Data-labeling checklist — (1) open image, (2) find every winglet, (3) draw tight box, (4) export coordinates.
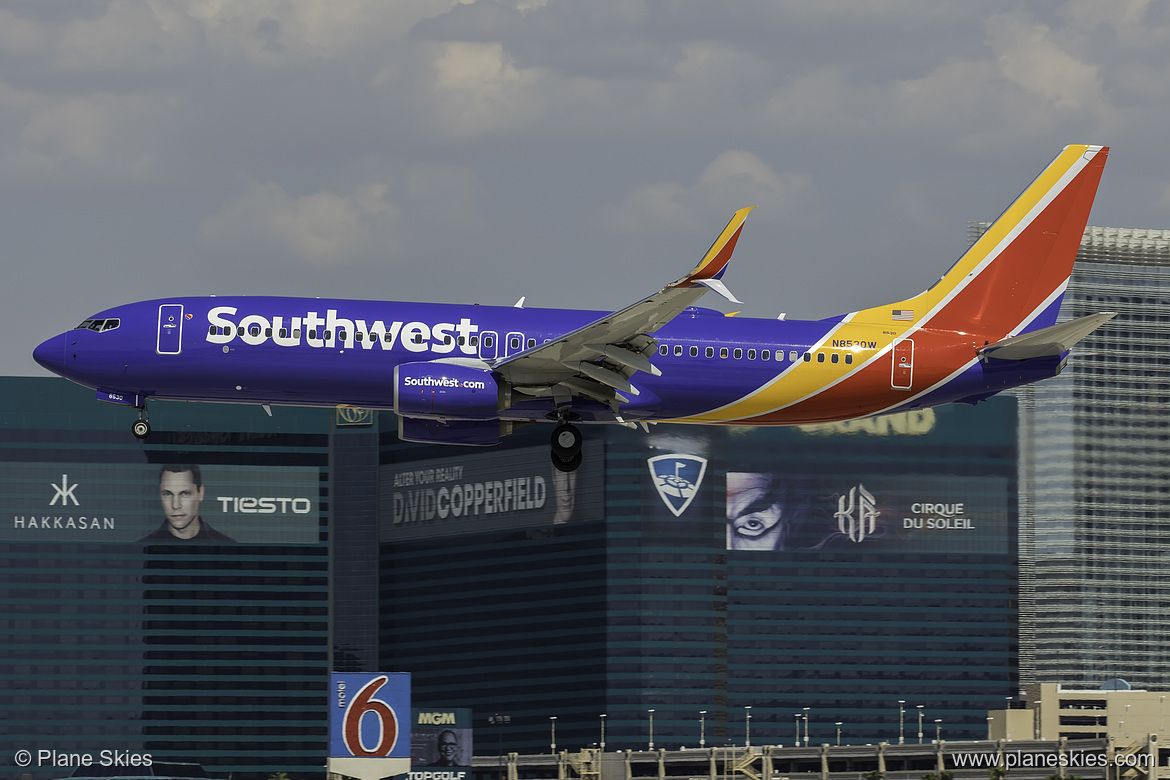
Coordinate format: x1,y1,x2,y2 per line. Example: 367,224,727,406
670,206,754,300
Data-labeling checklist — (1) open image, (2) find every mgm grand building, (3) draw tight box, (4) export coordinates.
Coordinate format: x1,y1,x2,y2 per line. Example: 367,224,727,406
2,376,1018,777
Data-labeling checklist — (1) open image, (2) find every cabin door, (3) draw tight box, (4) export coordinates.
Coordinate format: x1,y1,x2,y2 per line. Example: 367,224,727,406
891,338,914,390
156,304,184,355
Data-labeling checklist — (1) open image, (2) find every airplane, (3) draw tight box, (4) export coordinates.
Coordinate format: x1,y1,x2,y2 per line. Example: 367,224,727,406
34,144,1113,472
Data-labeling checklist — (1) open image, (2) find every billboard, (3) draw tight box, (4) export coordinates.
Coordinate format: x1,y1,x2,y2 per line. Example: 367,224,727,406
638,404,1016,555
330,673,412,758
380,442,604,540
724,472,1008,553
411,708,473,778
2,462,320,543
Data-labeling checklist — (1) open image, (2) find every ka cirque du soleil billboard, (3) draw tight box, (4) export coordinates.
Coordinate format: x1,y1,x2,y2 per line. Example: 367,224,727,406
329,673,412,780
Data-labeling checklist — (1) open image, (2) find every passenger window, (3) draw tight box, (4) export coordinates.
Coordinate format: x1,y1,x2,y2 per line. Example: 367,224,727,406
659,345,669,356
674,345,683,356
747,349,756,360
690,346,699,357
733,348,743,359
510,337,520,349
831,353,839,364
413,333,423,344
458,336,465,346
265,328,272,337
383,332,392,342
802,352,811,362
761,350,770,361
294,329,301,339
705,347,714,358
845,354,854,365
720,347,729,358
446,336,454,345
280,328,288,338
356,333,364,342
817,352,825,363
325,330,332,340
208,325,216,335
237,327,245,336
527,338,536,348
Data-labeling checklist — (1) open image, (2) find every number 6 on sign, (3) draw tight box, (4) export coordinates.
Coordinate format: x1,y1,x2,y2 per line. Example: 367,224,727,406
330,672,411,760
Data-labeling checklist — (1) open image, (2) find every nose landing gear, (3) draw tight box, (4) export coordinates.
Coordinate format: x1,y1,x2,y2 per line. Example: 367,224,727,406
131,405,151,440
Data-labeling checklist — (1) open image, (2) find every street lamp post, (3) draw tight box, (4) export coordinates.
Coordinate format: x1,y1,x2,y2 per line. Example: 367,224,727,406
794,714,801,747
489,713,511,780
599,714,607,754
700,711,707,749
803,708,810,747
934,719,942,743
898,700,906,745
648,709,655,751
917,705,924,744
550,716,557,754
835,722,842,746
745,706,752,748
987,716,994,740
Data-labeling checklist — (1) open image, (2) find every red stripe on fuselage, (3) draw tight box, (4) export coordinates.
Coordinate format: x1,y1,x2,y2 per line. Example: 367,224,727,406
731,151,1107,426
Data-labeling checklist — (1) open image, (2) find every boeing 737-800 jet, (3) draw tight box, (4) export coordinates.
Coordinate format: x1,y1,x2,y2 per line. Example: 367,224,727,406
35,144,1113,472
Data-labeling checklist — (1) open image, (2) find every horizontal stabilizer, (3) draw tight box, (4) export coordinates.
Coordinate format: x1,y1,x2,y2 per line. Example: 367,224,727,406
979,312,1116,360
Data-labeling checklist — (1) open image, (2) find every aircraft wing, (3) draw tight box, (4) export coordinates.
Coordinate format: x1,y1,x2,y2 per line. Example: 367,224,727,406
978,312,1116,360
492,207,754,411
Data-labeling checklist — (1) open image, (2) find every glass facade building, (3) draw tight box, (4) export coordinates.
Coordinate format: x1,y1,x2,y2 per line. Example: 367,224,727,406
4,375,1020,772
1013,226,1170,689
376,400,1020,751
1,379,331,780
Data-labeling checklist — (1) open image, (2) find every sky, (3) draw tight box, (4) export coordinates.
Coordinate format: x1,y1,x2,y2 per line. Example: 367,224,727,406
5,0,1170,377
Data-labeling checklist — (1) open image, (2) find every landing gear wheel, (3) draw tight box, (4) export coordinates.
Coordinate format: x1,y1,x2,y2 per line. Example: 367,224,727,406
550,423,583,472
551,424,582,457
132,419,151,439
551,449,583,473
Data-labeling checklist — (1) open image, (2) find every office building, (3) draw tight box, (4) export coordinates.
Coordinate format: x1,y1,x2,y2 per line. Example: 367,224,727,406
1013,226,1170,690
4,373,1020,772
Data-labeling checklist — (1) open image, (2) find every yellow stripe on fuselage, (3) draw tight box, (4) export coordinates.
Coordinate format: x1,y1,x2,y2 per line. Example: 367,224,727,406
679,320,899,423
677,145,1093,424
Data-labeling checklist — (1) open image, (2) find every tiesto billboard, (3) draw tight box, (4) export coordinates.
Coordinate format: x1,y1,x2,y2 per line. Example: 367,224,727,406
3,462,321,543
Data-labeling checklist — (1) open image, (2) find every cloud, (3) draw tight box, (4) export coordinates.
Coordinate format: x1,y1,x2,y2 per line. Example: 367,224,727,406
985,12,1105,112
197,162,491,269
594,150,817,235
198,181,400,266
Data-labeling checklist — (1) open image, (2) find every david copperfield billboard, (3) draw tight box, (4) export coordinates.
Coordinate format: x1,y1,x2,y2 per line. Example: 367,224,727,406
2,462,320,543
380,442,604,540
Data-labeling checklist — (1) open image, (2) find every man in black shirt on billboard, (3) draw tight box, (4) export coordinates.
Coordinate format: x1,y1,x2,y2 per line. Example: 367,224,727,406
139,464,235,543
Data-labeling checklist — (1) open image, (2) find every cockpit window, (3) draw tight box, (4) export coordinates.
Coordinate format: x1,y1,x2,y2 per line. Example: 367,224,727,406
75,318,120,332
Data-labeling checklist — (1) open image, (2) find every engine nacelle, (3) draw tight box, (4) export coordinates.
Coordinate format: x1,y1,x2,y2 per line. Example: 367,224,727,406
394,361,502,421
399,417,514,447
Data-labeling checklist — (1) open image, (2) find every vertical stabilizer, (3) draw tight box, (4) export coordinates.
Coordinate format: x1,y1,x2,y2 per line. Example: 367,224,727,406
855,145,1109,340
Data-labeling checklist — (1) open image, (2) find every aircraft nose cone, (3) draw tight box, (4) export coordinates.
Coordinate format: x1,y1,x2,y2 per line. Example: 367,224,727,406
33,333,67,375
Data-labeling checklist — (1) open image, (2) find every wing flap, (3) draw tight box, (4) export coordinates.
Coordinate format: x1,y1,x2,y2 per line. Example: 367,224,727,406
493,207,754,406
979,312,1116,360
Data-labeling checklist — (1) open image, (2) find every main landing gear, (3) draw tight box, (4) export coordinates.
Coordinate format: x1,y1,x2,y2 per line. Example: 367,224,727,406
550,421,583,473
